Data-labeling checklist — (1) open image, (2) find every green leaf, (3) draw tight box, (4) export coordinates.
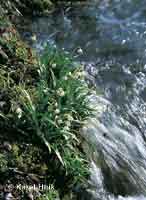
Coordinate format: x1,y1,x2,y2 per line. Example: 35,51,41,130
41,135,52,153
54,149,64,166
0,112,7,119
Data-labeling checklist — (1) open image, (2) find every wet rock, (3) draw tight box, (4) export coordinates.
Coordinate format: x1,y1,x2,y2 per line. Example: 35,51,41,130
4,192,14,200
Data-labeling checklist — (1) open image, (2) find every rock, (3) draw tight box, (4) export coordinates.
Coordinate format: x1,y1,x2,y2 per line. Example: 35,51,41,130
4,192,14,200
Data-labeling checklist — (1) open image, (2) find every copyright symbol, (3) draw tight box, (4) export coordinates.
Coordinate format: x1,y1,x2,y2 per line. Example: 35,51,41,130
7,184,14,191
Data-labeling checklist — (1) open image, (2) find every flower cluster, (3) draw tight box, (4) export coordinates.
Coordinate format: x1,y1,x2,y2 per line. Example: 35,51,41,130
56,88,65,97
52,63,57,68
16,107,22,119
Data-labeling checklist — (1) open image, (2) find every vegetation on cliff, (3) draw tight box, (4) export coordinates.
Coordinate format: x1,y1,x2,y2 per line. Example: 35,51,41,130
0,1,92,199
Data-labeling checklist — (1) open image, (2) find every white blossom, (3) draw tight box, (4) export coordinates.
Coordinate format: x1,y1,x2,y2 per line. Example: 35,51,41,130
65,121,71,127
31,34,37,41
64,126,70,131
68,72,72,77
57,119,63,125
57,88,65,97
63,76,68,80
77,48,83,54
55,115,59,120
64,114,73,121
55,109,60,114
52,63,57,68
16,107,22,119
54,102,58,107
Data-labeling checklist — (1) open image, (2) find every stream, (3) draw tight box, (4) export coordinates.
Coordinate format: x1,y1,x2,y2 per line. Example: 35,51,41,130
20,0,146,199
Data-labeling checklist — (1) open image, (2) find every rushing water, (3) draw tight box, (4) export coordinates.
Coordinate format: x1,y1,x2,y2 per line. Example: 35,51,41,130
20,0,146,199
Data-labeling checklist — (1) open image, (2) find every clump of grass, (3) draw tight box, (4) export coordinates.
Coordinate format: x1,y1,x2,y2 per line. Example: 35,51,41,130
2,45,93,197
0,2,94,199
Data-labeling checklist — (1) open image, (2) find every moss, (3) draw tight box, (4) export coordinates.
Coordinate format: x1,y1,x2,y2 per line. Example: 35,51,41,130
0,19,39,123
0,13,50,199
0,141,58,199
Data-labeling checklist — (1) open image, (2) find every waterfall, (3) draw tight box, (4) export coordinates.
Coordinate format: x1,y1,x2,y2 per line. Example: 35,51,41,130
81,94,146,199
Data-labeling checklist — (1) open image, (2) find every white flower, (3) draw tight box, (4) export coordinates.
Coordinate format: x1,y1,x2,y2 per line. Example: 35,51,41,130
31,34,37,41
65,57,69,61
65,121,71,127
54,102,58,107
57,88,65,97
64,114,73,121
43,89,49,93
77,72,82,77
63,76,68,81
57,119,63,125
68,72,72,77
77,48,83,54
64,126,70,131
52,63,57,68
55,115,59,120
82,71,86,76
55,109,60,114
122,39,126,45
16,107,22,119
